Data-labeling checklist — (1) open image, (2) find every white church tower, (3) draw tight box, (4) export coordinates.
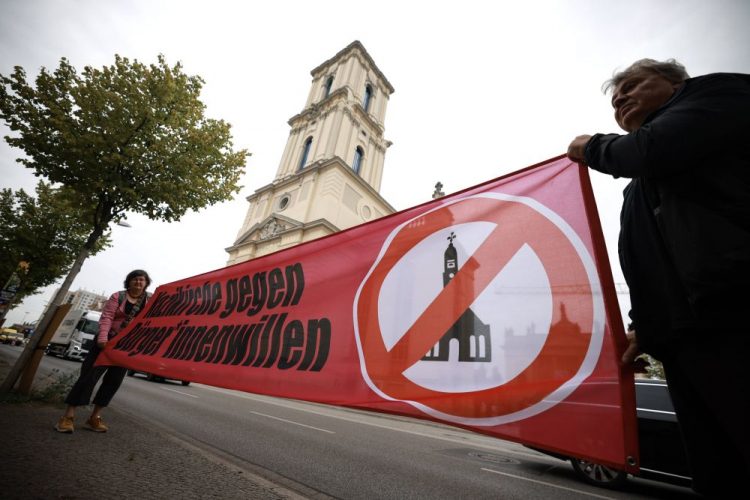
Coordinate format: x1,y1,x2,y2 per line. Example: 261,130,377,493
226,41,396,265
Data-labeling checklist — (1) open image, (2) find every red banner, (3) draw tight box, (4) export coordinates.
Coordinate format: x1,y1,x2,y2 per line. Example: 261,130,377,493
99,156,638,471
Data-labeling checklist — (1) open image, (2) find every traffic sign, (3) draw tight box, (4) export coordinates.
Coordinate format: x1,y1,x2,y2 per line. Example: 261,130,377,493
354,192,605,425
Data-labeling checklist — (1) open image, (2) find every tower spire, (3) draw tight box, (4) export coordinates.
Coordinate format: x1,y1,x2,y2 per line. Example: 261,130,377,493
226,42,396,265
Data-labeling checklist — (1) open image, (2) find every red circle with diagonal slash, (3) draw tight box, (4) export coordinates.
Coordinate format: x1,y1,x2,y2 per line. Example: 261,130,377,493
356,195,595,420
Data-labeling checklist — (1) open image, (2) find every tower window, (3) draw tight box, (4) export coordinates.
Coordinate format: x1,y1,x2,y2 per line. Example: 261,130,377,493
363,85,373,112
352,147,363,174
299,137,312,170
323,76,333,99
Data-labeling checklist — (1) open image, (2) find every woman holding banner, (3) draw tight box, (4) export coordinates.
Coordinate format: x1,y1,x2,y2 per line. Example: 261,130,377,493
55,270,152,433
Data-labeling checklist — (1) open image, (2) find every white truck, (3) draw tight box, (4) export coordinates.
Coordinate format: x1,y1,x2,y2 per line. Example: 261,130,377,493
46,309,102,361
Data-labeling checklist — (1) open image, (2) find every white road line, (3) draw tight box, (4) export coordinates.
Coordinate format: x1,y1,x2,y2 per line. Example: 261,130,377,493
250,411,335,434
481,468,616,500
196,385,556,462
636,407,676,415
638,467,690,480
161,387,198,398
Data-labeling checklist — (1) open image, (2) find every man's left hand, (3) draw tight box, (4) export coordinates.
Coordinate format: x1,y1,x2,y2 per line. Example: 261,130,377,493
621,330,640,364
567,135,592,165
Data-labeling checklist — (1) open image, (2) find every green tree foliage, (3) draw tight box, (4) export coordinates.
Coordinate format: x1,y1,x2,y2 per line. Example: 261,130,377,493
0,54,247,237
0,55,247,391
641,354,666,380
0,182,109,309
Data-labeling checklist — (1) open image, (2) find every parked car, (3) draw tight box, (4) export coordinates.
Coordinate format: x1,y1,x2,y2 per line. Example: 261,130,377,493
6,332,25,346
1,329,24,346
126,369,190,386
1,328,16,344
529,378,691,489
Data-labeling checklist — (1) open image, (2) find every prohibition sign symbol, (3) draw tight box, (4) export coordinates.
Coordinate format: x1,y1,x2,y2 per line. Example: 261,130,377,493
354,193,604,425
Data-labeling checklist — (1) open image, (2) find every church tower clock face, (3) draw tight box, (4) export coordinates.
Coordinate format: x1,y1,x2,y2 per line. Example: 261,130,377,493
226,42,397,265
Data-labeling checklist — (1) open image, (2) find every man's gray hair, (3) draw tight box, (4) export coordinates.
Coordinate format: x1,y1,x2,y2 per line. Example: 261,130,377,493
603,58,690,94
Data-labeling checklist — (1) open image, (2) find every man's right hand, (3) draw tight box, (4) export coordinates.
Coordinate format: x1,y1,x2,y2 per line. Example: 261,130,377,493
621,329,640,364
567,135,592,165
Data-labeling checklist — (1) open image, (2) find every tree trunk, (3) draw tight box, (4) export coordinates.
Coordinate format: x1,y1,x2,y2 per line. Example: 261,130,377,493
0,227,102,393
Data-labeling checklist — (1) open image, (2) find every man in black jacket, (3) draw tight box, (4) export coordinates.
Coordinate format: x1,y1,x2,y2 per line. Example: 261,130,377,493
567,59,750,497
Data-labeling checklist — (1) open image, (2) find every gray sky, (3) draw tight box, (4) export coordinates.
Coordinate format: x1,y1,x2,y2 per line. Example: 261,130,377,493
2,0,749,327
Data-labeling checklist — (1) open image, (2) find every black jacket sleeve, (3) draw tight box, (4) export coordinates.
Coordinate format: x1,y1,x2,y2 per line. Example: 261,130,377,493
584,73,750,179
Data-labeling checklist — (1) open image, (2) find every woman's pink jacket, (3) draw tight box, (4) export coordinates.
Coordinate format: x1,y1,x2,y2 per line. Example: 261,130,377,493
97,291,149,343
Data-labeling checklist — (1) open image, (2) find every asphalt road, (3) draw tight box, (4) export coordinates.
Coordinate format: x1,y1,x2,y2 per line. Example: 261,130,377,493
3,344,698,500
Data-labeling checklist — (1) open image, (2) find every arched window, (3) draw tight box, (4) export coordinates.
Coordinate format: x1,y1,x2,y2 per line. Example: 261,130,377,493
363,85,373,112
323,76,333,99
299,137,312,170
352,147,363,174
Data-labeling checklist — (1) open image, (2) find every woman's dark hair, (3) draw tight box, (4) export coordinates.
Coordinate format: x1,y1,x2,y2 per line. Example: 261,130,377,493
124,269,152,289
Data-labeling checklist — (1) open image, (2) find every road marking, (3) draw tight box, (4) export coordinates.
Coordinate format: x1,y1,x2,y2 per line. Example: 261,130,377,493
481,468,617,499
197,385,556,462
161,387,198,398
639,467,690,480
636,407,675,416
250,411,335,434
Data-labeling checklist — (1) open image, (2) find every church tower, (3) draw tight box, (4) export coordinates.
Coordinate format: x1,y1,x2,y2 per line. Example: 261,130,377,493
226,41,395,265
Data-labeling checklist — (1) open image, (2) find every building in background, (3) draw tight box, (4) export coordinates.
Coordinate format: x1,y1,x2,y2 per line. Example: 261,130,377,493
38,288,108,322
226,41,396,265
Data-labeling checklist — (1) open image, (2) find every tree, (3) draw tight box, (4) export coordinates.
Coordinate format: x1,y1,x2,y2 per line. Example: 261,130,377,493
640,354,666,380
0,55,248,391
0,182,109,320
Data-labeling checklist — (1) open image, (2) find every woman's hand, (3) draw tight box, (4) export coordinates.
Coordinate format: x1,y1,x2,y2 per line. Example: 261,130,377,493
97,340,108,349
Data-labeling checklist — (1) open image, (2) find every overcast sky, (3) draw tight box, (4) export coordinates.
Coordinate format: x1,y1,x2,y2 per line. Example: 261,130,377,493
2,0,749,327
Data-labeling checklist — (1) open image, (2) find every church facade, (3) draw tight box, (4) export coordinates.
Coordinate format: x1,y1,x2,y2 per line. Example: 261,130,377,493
421,232,492,363
226,41,395,265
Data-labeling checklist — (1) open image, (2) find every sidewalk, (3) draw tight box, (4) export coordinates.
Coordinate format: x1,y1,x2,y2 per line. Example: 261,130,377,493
0,351,311,500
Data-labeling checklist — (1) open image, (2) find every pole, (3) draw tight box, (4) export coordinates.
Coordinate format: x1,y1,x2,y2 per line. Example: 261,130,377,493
17,304,72,395
0,230,100,393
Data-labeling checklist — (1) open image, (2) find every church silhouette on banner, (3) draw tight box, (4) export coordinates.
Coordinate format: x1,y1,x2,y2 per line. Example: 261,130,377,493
421,232,492,363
